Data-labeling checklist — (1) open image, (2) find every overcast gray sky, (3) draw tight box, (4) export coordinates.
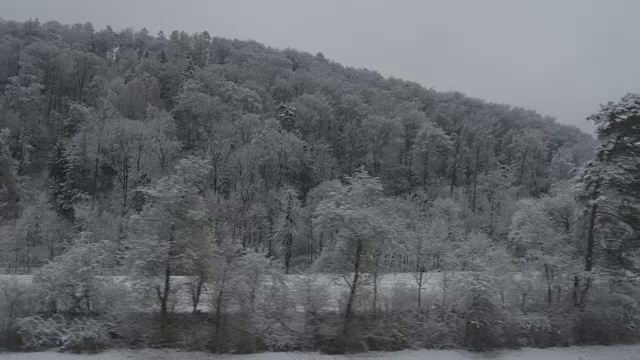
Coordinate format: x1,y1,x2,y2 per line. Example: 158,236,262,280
4,0,640,134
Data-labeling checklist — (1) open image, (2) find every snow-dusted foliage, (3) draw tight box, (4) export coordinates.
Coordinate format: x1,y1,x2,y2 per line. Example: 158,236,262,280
576,94,640,273
0,18,637,355
588,93,640,135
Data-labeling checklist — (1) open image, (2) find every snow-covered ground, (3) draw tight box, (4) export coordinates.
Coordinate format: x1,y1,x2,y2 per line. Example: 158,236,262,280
1,345,639,359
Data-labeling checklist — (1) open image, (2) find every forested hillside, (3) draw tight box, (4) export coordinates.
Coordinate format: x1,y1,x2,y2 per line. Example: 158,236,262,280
0,18,638,354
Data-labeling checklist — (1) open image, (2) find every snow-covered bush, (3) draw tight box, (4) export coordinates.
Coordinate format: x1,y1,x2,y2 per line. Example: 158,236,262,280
385,283,416,312
456,276,507,350
15,240,133,351
364,324,407,351
509,313,556,348
60,318,110,353
16,315,110,353
577,291,640,344
401,311,462,349
0,278,36,350
33,240,115,315
16,315,66,351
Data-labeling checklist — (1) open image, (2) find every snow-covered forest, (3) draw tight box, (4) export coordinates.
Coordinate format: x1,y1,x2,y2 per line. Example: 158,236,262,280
0,18,638,354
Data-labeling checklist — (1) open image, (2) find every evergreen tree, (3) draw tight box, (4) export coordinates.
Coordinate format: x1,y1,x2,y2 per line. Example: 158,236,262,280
271,186,300,273
48,141,74,220
577,93,640,273
0,129,19,222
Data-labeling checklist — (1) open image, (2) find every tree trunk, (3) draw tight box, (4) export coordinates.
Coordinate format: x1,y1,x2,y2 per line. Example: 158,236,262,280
573,275,579,307
344,239,363,331
284,211,293,274
159,264,171,343
417,270,423,311
49,238,55,260
544,264,553,305
585,203,597,271
529,152,537,193
573,275,591,308
373,254,379,316
191,277,204,313
307,219,313,269
214,265,228,342
517,149,528,186
557,287,562,303
284,232,292,274
423,151,429,189
159,223,174,344
91,143,100,201
450,147,459,195
471,146,480,212
267,219,273,256
26,228,30,274
121,164,129,215
212,160,218,193
13,245,18,274
441,271,448,317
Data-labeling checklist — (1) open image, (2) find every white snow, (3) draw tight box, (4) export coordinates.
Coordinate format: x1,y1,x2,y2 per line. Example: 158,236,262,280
1,345,640,360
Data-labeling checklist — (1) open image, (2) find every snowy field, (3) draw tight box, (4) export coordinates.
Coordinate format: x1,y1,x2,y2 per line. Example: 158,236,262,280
1,345,640,360
0,273,449,313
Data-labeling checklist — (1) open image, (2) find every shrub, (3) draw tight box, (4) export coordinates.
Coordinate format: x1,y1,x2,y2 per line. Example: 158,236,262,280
16,315,110,353
60,318,110,353
509,313,555,348
16,315,66,351
32,242,114,316
0,279,36,350
403,311,462,349
576,292,639,344
365,327,406,351
456,276,507,350
312,315,345,354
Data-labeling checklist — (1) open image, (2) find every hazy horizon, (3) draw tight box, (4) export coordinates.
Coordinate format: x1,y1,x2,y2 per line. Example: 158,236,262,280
4,0,640,134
